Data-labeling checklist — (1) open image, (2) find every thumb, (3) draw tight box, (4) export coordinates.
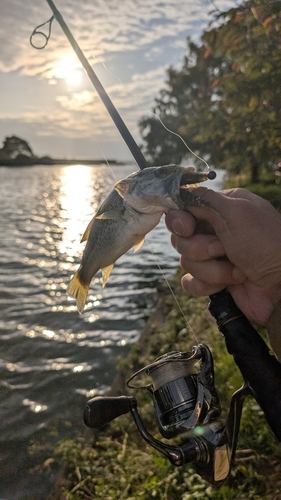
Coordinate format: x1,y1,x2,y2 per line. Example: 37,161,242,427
184,187,262,234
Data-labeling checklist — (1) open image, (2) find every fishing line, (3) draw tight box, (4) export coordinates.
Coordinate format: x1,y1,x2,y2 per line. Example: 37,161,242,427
88,54,211,172
87,56,207,343
91,139,199,342
143,109,211,171
30,1,208,341
146,241,199,343
96,145,118,183
92,126,200,342
93,132,199,343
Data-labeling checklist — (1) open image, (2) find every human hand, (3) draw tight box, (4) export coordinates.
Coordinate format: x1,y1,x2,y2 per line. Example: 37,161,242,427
165,188,281,327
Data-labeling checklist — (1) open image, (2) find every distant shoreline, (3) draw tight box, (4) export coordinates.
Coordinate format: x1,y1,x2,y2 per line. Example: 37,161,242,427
0,157,126,167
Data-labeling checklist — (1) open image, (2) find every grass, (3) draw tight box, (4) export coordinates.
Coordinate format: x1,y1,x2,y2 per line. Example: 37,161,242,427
48,180,281,499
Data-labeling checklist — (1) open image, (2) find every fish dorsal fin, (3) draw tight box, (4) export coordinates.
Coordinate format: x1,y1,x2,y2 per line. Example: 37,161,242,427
134,237,145,253
101,263,114,287
81,217,95,243
96,210,123,220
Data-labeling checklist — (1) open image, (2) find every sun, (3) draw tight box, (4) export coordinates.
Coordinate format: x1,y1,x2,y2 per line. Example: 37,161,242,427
55,54,83,87
65,69,82,87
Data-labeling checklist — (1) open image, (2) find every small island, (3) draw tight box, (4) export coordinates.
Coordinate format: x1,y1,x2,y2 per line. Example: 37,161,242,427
0,135,122,166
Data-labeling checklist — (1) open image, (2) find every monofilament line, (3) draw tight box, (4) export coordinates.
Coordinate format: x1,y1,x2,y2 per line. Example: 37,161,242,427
98,145,118,183
146,241,199,344
87,52,203,342
147,110,211,171
88,54,211,172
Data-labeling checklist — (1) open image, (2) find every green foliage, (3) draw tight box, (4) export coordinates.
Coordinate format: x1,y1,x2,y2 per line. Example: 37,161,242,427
139,0,281,183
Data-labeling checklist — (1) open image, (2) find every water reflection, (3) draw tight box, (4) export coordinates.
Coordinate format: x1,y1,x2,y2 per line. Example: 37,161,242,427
58,165,94,258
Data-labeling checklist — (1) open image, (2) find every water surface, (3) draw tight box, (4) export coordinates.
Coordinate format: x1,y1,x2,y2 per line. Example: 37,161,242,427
0,164,224,499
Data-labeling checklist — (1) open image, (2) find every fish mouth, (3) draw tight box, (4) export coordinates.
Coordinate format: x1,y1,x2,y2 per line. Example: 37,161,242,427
180,170,216,186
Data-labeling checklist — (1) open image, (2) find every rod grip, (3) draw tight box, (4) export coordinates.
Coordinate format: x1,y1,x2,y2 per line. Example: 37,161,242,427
209,290,281,441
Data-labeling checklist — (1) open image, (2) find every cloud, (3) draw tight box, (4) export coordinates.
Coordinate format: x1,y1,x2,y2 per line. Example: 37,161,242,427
0,0,237,159
1,0,234,76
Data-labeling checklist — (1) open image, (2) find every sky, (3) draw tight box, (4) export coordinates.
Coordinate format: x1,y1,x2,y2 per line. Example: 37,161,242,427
0,0,238,162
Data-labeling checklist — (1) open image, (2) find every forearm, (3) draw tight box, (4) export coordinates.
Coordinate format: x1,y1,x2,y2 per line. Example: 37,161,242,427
266,299,281,362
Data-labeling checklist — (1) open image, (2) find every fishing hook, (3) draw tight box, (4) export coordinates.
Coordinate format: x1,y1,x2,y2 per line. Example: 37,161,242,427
30,16,54,50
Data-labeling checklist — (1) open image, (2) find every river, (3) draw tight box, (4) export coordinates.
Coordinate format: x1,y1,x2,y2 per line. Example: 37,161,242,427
0,164,224,499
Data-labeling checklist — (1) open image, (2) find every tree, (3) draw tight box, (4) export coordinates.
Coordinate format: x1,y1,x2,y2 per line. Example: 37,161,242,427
0,135,36,160
139,0,281,183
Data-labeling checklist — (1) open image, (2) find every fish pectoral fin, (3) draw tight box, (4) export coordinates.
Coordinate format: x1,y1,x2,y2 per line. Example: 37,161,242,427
101,263,114,286
96,210,123,220
81,217,95,243
134,237,145,253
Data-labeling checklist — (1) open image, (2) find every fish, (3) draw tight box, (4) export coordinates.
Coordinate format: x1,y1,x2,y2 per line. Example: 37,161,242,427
66,164,213,313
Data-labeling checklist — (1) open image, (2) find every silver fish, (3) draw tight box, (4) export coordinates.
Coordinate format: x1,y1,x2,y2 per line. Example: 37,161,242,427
66,164,211,313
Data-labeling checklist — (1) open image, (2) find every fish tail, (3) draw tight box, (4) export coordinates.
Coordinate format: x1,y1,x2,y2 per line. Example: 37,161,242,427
67,271,89,314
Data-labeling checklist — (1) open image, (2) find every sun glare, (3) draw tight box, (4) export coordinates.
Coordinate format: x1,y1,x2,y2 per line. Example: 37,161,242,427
55,54,83,87
59,165,93,258
65,70,82,87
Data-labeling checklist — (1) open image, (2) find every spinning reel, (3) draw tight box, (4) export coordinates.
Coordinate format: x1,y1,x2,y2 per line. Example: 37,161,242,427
84,291,281,486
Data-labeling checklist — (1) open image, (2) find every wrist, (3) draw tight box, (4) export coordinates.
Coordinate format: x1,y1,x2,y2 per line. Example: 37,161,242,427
266,298,281,362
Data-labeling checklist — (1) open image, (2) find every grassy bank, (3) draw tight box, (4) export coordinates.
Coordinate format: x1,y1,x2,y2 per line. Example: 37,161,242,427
49,273,281,499
48,179,281,499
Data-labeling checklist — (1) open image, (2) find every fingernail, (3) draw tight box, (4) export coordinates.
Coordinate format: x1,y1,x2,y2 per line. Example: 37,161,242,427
171,218,184,236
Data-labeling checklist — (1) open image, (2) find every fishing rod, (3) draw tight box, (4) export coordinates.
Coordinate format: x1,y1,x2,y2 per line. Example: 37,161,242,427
31,1,215,180
30,0,148,170
31,3,281,487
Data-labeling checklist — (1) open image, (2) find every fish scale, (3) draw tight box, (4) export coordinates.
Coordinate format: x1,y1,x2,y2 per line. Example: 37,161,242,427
67,164,214,313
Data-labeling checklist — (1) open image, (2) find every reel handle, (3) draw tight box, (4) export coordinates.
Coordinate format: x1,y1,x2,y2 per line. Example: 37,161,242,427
83,396,135,428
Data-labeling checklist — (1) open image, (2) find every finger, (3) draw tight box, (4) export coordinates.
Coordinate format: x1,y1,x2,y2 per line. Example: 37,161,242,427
181,273,226,297
180,257,245,286
171,233,225,261
185,187,271,233
165,210,196,237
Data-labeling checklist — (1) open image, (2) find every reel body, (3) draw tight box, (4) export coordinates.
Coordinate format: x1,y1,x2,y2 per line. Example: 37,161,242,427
127,346,221,439
84,344,232,485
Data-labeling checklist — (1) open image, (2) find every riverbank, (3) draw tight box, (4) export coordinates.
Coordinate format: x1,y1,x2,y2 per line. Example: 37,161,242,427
47,268,281,499
0,157,125,167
